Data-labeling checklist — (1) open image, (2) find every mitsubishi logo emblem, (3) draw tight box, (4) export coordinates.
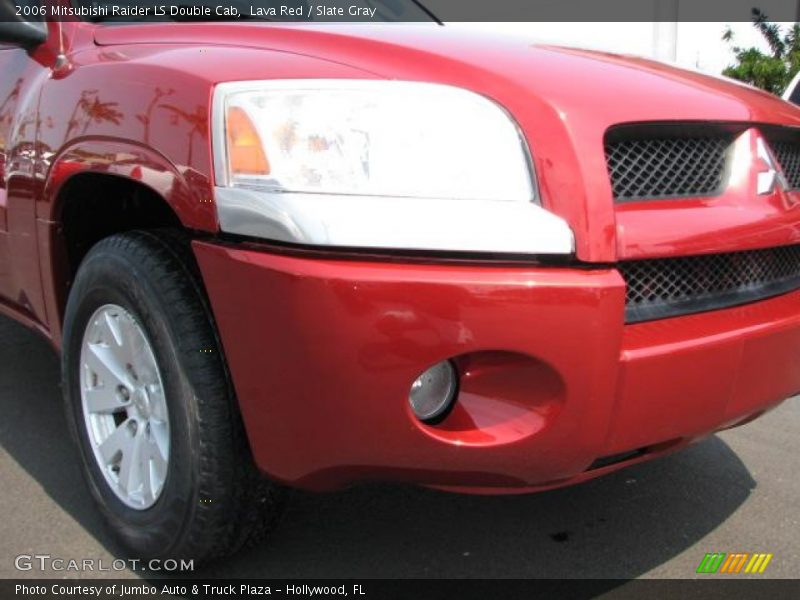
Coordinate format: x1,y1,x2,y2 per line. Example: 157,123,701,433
756,136,791,196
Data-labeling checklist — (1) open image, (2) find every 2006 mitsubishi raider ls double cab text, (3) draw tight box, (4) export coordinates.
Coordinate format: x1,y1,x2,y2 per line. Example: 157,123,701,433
1,2,800,564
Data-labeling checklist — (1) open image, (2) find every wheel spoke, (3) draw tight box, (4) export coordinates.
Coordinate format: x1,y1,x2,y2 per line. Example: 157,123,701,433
85,343,134,390
145,437,167,502
133,344,158,386
83,386,125,414
98,311,148,381
149,419,169,457
97,420,134,464
145,385,168,421
100,310,124,348
119,316,153,381
147,432,168,481
118,431,144,497
140,465,155,506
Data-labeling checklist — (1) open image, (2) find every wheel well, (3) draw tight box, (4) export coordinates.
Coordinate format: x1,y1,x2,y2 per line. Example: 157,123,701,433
55,173,184,318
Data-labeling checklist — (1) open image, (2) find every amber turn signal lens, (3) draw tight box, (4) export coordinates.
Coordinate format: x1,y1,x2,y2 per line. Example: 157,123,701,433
226,106,270,176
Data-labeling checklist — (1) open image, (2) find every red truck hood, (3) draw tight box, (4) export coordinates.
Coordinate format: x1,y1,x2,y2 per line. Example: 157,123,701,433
94,24,800,262
94,23,799,122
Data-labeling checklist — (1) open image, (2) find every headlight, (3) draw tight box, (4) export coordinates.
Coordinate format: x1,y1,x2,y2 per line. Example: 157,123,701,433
212,80,574,255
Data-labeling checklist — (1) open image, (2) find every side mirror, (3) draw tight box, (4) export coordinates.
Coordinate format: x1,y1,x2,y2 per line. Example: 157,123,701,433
0,1,48,49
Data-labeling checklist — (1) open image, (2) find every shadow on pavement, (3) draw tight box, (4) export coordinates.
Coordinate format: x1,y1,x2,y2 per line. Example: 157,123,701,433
0,314,756,579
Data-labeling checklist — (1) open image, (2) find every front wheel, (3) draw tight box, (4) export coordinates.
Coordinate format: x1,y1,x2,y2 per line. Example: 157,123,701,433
62,230,284,564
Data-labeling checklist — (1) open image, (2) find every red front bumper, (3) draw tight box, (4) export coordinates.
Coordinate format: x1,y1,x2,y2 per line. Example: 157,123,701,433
193,241,799,492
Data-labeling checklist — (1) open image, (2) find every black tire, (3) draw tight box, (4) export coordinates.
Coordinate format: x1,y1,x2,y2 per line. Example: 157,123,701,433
62,230,285,564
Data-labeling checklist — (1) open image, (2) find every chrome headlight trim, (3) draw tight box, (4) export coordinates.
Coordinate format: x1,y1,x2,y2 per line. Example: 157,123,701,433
214,187,574,254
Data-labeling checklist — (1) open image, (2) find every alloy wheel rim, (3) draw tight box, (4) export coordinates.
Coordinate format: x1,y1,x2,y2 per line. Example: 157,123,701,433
79,304,170,510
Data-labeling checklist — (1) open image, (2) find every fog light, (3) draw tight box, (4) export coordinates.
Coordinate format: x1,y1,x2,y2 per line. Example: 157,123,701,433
409,360,457,422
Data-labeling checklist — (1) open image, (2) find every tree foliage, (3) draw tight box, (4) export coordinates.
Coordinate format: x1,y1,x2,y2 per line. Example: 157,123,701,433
722,9,800,95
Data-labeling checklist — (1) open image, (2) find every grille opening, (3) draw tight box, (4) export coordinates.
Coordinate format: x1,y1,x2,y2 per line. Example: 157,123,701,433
604,123,739,202
768,139,800,189
761,125,800,190
620,244,800,323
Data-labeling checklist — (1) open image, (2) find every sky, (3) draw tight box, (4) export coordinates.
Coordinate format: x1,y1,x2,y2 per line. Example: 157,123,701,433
455,22,792,76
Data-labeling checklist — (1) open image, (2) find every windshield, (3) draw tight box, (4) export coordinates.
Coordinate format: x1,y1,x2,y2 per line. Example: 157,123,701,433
70,0,437,22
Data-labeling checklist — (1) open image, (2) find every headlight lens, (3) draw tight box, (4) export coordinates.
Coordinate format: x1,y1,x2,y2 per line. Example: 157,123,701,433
212,80,574,255
216,80,534,202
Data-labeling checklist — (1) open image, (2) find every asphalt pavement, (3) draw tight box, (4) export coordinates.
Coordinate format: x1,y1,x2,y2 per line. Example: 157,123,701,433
1,313,798,580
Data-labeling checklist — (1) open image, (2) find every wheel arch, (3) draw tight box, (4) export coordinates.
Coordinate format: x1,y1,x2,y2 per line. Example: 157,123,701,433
41,161,209,345
41,138,217,229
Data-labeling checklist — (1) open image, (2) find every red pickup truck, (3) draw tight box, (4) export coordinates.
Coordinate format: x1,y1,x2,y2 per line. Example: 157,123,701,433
2,5,800,564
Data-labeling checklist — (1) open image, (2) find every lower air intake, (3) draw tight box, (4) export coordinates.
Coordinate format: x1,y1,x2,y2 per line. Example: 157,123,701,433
620,244,800,322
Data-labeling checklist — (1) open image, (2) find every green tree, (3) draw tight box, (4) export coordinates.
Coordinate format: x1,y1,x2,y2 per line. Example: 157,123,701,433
722,9,800,95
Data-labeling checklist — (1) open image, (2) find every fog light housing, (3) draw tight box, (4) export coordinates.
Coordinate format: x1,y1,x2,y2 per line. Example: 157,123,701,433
409,360,458,422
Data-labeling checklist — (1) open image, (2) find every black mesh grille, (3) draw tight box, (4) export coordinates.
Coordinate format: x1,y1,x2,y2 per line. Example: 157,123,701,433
605,136,732,201
768,140,800,189
620,244,800,322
